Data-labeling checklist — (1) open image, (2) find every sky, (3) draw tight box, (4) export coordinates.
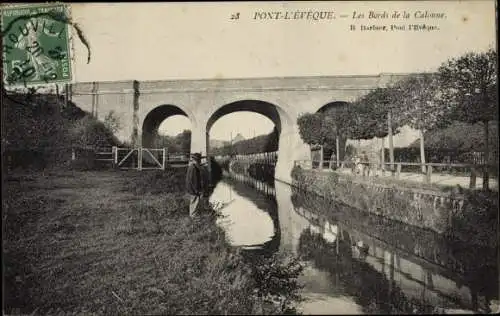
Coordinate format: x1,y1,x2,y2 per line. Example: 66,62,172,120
67,1,496,140
158,112,275,140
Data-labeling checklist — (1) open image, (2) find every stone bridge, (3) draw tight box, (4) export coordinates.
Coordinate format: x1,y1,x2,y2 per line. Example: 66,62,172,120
70,74,410,183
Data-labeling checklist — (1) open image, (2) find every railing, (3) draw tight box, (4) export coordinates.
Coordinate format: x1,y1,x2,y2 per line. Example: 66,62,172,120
112,147,168,170
214,151,278,165
165,152,190,165
294,159,498,189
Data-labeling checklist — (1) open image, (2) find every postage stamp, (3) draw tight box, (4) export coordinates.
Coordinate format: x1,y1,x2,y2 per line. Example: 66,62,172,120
2,3,72,86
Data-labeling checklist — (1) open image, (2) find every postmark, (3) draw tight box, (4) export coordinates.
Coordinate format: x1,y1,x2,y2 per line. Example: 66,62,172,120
2,3,72,86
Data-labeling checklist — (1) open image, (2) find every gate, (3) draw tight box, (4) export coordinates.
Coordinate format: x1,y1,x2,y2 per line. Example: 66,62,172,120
113,147,167,170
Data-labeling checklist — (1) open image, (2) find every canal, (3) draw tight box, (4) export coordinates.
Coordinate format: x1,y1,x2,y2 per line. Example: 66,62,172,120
209,172,498,314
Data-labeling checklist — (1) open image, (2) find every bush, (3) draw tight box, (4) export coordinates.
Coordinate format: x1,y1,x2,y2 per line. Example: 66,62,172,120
3,92,119,170
69,115,120,149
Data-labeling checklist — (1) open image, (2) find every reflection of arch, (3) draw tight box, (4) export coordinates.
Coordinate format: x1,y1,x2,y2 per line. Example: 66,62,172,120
142,104,191,147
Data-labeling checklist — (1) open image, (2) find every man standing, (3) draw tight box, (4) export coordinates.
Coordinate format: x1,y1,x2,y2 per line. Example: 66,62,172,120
186,152,204,218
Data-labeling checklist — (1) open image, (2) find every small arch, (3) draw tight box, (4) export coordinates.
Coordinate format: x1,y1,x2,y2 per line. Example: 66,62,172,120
142,104,191,148
317,101,350,114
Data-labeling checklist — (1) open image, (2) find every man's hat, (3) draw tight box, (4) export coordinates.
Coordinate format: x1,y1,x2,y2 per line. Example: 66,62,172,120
190,153,202,160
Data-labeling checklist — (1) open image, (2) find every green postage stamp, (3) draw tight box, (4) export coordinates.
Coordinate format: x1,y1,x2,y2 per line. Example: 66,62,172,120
2,3,72,86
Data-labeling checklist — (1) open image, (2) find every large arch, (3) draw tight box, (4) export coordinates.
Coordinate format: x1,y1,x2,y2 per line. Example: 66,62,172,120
207,100,282,133
141,104,191,148
206,100,295,182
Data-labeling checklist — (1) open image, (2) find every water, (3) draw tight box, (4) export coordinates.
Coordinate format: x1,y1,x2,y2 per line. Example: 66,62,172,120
209,172,499,314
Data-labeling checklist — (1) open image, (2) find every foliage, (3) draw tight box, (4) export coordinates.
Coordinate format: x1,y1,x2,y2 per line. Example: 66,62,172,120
69,115,120,149
349,87,401,140
318,104,353,159
437,48,498,188
319,103,353,136
394,73,450,131
297,112,324,145
3,91,119,169
3,92,69,149
153,129,191,153
449,189,499,247
409,120,499,152
211,127,279,156
247,253,304,314
438,48,498,124
103,110,122,134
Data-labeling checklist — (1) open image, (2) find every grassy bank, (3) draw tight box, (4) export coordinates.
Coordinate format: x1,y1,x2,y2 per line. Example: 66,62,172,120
3,168,302,315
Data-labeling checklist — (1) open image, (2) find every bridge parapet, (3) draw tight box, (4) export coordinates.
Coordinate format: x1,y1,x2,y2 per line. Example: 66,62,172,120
70,73,417,95
71,81,134,94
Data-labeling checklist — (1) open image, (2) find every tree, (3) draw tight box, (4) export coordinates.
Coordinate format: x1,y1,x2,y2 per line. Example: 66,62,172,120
393,73,449,172
297,112,340,166
177,129,192,153
297,113,324,146
438,48,498,189
319,103,354,161
349,87,402,169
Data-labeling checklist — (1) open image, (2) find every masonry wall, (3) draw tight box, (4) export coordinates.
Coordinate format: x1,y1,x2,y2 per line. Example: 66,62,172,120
291,168,498,248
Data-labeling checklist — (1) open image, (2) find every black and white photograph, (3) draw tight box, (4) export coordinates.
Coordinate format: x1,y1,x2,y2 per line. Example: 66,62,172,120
2,1,498,315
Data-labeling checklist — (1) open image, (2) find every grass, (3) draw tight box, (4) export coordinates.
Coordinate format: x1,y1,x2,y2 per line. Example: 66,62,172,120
3,168,302,315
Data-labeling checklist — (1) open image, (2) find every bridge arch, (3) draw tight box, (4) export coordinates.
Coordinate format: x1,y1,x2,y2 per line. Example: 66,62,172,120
206,99,296,181
316,101,350,114
141,104,193,148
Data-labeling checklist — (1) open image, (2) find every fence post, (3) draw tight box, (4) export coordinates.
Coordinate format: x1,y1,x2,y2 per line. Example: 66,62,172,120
425,165,432,184
112,146,117,167
71,147,76,161
396,163,401,179
469,167,477,189
138,148,143,171
162,148,167,170
319,145,324,170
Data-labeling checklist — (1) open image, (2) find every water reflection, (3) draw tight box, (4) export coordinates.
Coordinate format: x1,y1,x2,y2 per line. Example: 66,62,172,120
292,187,498,312
210,171,498,314
209,175,280,254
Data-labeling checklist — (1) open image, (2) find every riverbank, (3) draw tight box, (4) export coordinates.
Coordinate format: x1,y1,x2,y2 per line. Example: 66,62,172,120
291,167,499,248
3,168,301,315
